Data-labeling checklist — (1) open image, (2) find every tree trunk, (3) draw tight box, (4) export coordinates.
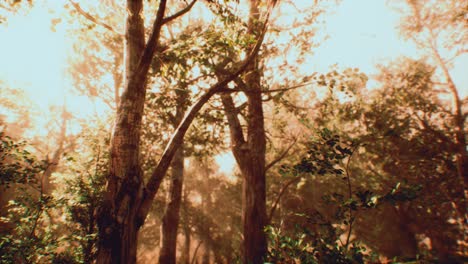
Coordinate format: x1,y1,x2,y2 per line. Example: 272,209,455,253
158,144,185,264
240,90,268,264
219,1,269,262
240,1,268,262
181,199,191,264
159,74,189,264
42,105,70,194
96,1,147,263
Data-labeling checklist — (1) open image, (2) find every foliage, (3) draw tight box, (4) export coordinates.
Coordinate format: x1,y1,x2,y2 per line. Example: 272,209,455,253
1,0,466,263
0,0,33,24
0,132,56,263
266,223,367,264
0,132,44,187
305,58,466,261
267,128,423,263
59,152,106,263
0,128,107,264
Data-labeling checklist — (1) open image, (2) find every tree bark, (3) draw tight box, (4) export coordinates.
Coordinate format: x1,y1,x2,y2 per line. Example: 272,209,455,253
96,1,164,263
240,1,269,262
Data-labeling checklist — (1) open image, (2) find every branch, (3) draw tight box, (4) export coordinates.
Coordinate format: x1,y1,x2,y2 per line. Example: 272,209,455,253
68,0,122,36
268,176,302,223
265,138,297,172
220,93,246,149
133,0,168,83
0,3,15,12
219,81,315,94
162,0,197,25
190,240,203,264
138,15,270,222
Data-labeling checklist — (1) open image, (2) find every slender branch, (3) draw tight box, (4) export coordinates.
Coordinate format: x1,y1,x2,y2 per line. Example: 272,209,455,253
68,0,122,35
133,0,168,83
162,0,197,25
265,138,297,172
219,81,316,94
268,176,302,223
190,240,203,264
0,3,15,12
220,93,246,148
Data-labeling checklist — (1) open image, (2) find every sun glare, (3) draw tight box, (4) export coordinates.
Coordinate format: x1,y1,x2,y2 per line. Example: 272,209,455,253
215,152,236,179
1,0,466,137
0,3,70,109
0,1,114,136
0,2,77,138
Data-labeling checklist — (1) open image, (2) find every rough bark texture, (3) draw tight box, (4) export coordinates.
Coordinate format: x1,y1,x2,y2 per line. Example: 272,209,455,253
241,2,268,263
96,1,158,263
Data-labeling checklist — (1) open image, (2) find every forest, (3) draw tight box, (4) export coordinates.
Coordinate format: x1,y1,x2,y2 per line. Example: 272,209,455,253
0,0,466,263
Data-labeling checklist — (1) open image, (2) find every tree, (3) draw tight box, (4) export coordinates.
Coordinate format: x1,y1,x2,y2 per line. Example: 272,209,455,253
397,0,467,201
95,1,269,263
311,59,466,261
219,0,270,261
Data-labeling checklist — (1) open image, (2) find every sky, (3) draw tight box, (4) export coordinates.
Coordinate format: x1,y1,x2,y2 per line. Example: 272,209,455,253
312,0,419,73
0,0,466,173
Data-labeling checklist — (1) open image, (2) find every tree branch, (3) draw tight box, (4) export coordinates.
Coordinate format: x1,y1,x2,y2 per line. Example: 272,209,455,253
132,0,168,84
219,81,315,94
162,0,197,25
220,93,246,148
268,176,301,223
68,0,122,35
138,15,270,222
265,138,297,172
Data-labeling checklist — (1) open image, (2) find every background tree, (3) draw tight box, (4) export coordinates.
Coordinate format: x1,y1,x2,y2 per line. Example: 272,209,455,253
397,0,467,196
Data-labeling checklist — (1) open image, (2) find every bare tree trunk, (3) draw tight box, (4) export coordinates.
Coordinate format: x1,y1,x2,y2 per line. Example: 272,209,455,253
181,198,191,264
239,1,268,262
41,106,70,194
159,144,185,264
159,80,189,263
